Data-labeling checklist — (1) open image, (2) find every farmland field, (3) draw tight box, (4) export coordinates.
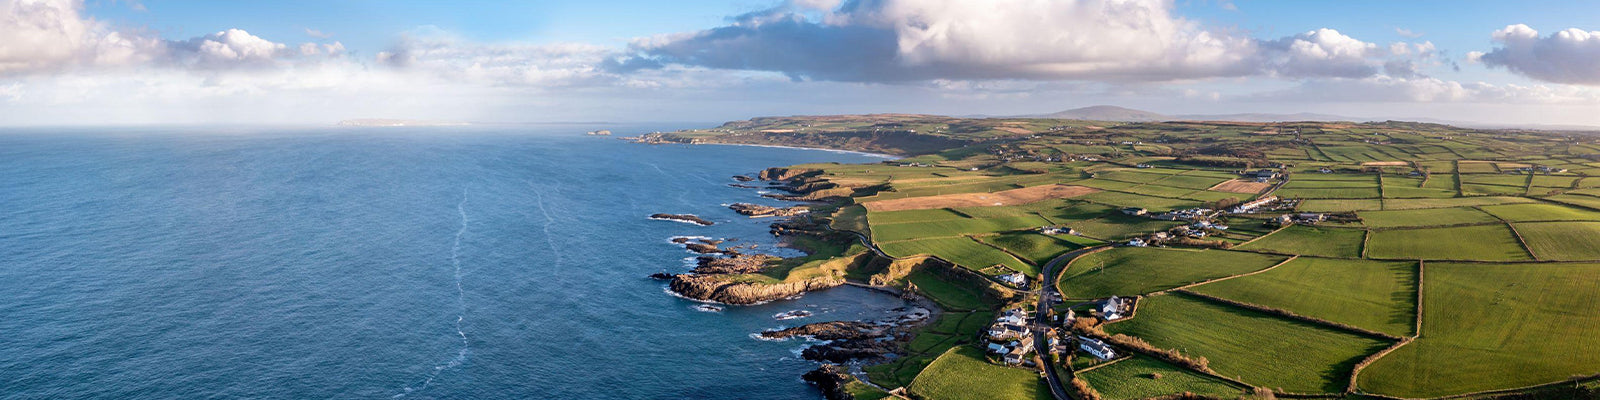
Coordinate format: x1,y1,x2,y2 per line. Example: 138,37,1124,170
908,346,1051,400
879,237,1037,275
1190,257,1418,337
1274,187,1383,199
1366,224,1533,261
871,215,1051,242
1358,263,1600,397
1299,199,1383,212
1480,203,1600,222
1078,356,1245,400
976,232,1084,266
1104,294,1392,393
1236,225,1365,258
1057,248,1287,299
1358,207,1498,228
1379,196,1534,210
1514,221,1600,261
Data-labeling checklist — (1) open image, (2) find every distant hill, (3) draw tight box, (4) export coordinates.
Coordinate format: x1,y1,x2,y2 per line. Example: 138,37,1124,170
1031,105,1169,121
1025,105,1373,123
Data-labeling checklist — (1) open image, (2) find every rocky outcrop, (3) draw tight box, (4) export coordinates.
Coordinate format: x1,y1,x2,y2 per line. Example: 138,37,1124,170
692,254,776,274
729,203,809,218
759,167,820,181
668,274,844,305
760,321,886,341
802,338,898,363
650,213,713,226
732,175,756,182
802,365,857,400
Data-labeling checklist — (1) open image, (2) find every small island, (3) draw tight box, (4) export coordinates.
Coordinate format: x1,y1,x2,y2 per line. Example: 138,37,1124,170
648,213,714,226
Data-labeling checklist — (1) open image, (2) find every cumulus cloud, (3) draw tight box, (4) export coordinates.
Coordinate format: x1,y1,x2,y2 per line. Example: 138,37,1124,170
1251,75,1600,104
617,0,1431,84
1395,28,1422,38
0,0,162,74
1474,24,1600,85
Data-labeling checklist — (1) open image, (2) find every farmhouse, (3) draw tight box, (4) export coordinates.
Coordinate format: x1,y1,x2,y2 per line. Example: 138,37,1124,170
1039,225,1077,235
1135,163,1153,168
1121,207,1148,216
1077,336,1117,360
996,272,1027,287
1100,296,1128,320
1127,238,1148,247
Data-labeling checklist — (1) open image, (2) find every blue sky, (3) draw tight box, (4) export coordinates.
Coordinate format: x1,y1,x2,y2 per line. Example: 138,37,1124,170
3,0,1600,126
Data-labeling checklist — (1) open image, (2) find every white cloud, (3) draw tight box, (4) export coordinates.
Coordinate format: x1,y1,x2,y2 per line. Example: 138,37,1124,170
0,0,162,74
304,28,332,39
1476,24,1600,85
1251,75,1600,104
1395,28,1423,38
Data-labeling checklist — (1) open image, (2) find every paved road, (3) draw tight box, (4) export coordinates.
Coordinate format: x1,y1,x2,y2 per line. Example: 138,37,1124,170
1033,245,1108,400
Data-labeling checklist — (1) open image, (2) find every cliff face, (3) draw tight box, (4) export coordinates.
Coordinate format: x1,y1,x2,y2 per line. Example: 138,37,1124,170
669,274,844,305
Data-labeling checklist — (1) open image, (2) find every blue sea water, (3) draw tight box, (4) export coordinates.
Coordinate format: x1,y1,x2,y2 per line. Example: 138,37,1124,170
0,127,907,399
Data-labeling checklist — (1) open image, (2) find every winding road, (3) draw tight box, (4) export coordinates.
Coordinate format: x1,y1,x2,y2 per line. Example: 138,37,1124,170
1033,245,1108,400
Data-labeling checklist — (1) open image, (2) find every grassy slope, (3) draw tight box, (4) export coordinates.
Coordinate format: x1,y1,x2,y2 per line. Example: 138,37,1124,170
1079,356,1246,400
1189,257,1418,337
1358,207,1499,228
1514,221,1600,261
1057,247,1288,299
908,346,1051,400
1359,263,1600,397
880,237,1037,275
1105,294,1392,394
976,231,1084,266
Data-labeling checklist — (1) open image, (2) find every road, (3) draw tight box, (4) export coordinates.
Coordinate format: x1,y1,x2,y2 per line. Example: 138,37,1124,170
1033,245,1107,400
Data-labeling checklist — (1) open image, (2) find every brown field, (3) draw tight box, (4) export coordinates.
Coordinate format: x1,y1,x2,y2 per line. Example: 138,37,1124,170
995,126,1033,134
1360,161,1410,167
862,184,1100,212
1210,179,1272,193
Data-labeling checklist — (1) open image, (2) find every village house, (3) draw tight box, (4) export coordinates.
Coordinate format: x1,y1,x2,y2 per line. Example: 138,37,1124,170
987,323,1028,340
1135,163,1153,168
1126,238,1147,247
1099,296,1128,321
1077,336,1117,360
1121,207,1148,216
1318,167,1334,174
1038,225,1077,235
996,272,1027,287
1228,195,1279,214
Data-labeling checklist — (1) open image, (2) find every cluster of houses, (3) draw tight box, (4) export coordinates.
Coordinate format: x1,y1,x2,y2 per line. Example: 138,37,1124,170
1038,225,1078,235
1076,336,1118,360
1152,207,1214,221
1227,195,1280,214
985,308,1036,365
1508,165,1569,174
1268,212,1327,227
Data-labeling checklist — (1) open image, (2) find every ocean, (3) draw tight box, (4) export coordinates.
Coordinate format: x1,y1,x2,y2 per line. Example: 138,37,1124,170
0,126,906,399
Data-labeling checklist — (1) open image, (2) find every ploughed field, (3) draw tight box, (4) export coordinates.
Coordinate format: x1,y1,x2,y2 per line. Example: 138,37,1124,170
686,117,1600,400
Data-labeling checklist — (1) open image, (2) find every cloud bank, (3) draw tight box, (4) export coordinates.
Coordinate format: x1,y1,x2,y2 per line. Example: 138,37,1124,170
1472,24,1600,85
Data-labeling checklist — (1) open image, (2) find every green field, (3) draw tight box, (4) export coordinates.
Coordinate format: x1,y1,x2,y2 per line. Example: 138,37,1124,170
905,269,993,311
907,346,1051,400
1057,248,1288,299
880,237,1037,275
1236,225,1366,258
1359,207,1499,228
1275,187,1383,199
1299,199,1384,212
1358,263,1600,397
1379,196,1535,210
1190,257,1418,337
1078,356,1246,400
1479,203,1600,222
1515,221,1600,261
1366,224,1534,261
976,232,1084,266
1105,294,1392,393
872,215,1051,242
1068,214,1184,240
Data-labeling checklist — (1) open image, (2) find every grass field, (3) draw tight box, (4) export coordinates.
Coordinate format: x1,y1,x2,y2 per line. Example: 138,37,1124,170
880,237,1037,275
831,205,870,235
977,232,1083,266
1379,196,1535,210
1104,294,1392,393
1078,356,1246,400
905,268,993,311
1366,224,1534,261
1358,207,1499,228
1057,248,1288,299
1358,263,1600,397
1515,221,1600,261
1068,214,1185,241
1077,190,1203,212
1190,257,1418,337
1275,187,1383,199
872,215,1052,242
1236,225,1366,258
1479,203,1600,222
907,346,1051,400
1299,199,1384,212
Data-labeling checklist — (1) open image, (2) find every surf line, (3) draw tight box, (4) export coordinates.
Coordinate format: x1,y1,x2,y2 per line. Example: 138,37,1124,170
396,189,471,398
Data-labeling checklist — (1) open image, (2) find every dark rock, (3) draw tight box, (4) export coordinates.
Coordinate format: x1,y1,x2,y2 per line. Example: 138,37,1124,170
648,273,674,280
802,338,897,363
802,365,856,400
760,321,886,341
650,213,714,226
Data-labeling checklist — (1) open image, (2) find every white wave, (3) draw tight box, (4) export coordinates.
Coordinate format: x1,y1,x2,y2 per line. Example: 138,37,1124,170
395,189,472,398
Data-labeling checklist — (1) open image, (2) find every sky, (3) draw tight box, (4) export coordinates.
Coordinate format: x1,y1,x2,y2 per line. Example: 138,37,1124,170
4,0,1600,127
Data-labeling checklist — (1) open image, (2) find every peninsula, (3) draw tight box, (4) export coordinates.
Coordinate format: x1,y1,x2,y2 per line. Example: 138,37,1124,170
649,111,1600,400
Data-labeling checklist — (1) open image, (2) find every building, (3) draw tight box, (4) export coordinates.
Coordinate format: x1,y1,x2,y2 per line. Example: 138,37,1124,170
996,272,1027,287
1099,296,1126,320
1039,225,1077,235
1121,207,1147,216
1229,195,1279,214
1078,336,1117,360
1135,163,1152,168
1126,238,1147,247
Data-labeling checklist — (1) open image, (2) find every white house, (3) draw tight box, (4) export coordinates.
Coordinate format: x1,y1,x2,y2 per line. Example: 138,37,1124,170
1126,238,1147,247
1078,336,1117,360
997,272,1027,287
